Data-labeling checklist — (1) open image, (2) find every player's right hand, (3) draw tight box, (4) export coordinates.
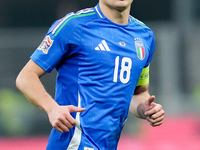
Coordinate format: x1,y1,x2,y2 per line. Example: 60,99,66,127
47,105,85,133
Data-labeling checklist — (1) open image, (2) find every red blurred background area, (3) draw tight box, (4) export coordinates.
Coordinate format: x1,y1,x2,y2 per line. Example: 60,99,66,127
0,116,199,150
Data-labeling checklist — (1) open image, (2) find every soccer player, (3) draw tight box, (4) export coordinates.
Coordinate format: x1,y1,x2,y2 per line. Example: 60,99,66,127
16,0,165,149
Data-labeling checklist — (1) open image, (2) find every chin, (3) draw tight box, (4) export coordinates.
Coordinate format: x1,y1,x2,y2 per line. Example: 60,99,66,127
114,1,131,10
114,5,129,12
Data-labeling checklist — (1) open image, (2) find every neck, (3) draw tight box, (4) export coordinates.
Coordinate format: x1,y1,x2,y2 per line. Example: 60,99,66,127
99,3,131,25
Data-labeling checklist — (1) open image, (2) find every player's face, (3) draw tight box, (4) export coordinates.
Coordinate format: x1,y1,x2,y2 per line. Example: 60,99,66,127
99,0,133,11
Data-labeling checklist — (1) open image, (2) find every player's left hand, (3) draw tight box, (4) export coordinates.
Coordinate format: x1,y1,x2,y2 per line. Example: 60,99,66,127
142,95,165,127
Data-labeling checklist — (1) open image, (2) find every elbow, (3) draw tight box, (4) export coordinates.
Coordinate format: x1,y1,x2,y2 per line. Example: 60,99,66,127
16,73,21,90
16,72,24,91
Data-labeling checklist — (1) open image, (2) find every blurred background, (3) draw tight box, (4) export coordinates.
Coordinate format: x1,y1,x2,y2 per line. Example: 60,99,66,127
0,0,200,149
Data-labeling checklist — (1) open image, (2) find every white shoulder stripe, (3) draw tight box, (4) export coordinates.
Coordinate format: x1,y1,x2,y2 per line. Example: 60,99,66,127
52,13,74,34
67,92,82,150
77,8,94,15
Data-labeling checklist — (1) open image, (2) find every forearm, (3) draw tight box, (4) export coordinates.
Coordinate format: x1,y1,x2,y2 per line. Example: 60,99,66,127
16,70,58,113
129,90,150,119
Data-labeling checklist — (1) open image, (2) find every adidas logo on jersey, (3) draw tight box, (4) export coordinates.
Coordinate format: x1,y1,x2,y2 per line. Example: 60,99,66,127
95,40,110,51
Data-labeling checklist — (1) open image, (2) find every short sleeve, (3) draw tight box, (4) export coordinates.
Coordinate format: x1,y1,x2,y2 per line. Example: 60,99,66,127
144,31,155,68
31,32,68,72
30,13,78,72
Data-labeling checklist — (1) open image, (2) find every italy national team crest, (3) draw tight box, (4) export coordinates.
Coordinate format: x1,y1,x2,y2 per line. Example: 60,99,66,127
135,39,145,60
37,35,54,54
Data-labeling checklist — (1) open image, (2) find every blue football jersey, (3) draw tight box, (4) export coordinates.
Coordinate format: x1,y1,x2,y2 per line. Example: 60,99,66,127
31,4,155,150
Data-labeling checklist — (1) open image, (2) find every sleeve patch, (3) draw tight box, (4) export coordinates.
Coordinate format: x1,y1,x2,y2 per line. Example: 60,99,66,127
37,35,54,54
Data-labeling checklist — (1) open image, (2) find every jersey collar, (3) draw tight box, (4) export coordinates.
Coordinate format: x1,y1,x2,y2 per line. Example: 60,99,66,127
94,3,104,19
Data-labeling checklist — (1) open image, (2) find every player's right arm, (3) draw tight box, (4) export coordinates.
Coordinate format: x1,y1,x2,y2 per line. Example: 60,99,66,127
16,59,85,133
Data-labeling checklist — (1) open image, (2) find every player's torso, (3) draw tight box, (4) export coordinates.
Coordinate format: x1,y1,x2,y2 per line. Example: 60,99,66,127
52,8,152,150
81,21,150,149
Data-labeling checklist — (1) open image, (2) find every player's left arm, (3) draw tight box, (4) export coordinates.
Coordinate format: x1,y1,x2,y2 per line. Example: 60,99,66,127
129,67,165,127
